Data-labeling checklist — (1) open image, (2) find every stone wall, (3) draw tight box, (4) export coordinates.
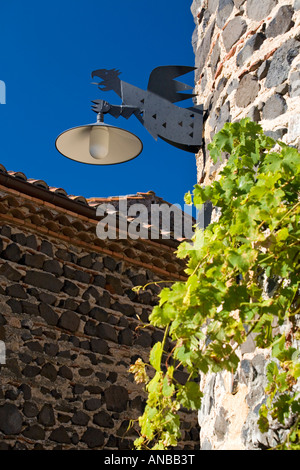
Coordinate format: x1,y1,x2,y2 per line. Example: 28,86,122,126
191,0,300,450
0,174,199,450
192,0,300,186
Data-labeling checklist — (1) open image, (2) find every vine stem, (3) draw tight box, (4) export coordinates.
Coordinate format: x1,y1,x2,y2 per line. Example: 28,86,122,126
271,201,300,234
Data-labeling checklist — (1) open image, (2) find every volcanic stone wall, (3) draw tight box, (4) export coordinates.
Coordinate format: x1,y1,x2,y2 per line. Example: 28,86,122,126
191,0,300,450
0,183,198,450
192,0,300,186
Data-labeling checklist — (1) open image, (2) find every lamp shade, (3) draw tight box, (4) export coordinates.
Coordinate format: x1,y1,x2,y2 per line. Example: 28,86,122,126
55,122,143,165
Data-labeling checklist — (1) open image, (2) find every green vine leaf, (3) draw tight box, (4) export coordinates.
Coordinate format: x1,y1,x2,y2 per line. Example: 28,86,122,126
150,342,163,372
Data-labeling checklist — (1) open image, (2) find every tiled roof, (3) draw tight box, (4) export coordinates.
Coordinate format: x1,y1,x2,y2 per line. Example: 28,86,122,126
0,163,195,243
0,163,189,280
0,163,176,210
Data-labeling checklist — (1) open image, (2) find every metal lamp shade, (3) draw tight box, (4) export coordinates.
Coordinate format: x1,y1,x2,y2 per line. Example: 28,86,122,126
55,122,143,165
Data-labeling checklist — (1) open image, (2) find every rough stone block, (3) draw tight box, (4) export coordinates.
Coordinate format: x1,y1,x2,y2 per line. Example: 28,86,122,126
81,427,104,449
93,411,114,428
78,254,93,268
40,363,58,382
44,343,59,357
130,273,147,286
58,311,80,333
22,365,40,377
90,338,109,354
210,40,221,76
112,301,135,317
214,407,229,440
290,71,300,98
77,301,91,315
89,306,108,322
195,21,216,79
26,234,37,250
105,275,124,295
24,270,63,293
103,256,117,271
288,113,300,142
63,280,79,297
118,328,133,346
71,411,90,426
247,106,260,122
58,365,73,380
233,0,246,8
84,398,102,411
73,269,90,284
93,274,106,288
264,128,287,140
0,404,23,435
96,323,118,343
6,284,27,299
257,60,270,80
262,93,287,120
265,38,300,88
19,383,31,400
215,101,231,133
223,17,247,52
84,320,98,337
38,403,55,427
135,330,152,348
21,301,39,316
23,253,45,269
23,424,45,440
0,312,7,326
82,286,101,303
2,243,21,263
40,240,54,257
266,5,294,38
217,0,234,29
59,298,78,311
26,341,43,353
246,0,278,21
0,263,22,281
104,385,129,412
1,225,11,238
11,233,26,245
23,401,39,418
236,33,265,68
207,0,218,14
49,426,71,444
55,248,73,262
235,74,260,108
39,303,59,326
79,368,93,377
43,259,63,276
99,291,111,308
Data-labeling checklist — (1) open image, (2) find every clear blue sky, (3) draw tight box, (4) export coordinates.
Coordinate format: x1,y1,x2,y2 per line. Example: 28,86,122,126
0,1,197,207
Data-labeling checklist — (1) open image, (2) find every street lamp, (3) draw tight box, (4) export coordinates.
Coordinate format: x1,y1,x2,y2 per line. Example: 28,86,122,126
55,108,143,166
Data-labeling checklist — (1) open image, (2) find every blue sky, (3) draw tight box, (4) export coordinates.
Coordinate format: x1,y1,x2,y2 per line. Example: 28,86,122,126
0,1,197,208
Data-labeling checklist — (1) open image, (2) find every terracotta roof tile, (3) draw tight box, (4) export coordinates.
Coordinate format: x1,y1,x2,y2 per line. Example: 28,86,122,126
0,163,169,208
8,170,27,181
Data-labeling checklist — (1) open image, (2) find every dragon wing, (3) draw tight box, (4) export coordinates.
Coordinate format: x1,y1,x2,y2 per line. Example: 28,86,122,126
147,66,196,103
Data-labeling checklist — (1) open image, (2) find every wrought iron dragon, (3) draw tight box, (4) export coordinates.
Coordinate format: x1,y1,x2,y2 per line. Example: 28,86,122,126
91,66,203,153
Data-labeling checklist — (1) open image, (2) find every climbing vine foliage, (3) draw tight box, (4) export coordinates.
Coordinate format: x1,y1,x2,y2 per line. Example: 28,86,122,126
129,119,300,450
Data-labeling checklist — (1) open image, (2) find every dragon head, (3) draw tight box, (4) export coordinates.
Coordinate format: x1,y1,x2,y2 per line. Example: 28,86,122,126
91,68,121,92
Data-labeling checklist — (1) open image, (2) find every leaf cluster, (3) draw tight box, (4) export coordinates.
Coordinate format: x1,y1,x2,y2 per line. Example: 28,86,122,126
129,119,300,450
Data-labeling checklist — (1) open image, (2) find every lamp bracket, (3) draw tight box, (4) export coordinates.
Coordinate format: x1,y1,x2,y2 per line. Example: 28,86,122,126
92,99,141,120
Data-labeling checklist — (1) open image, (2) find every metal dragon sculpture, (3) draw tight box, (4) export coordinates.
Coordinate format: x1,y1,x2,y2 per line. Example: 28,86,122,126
91,66,203,153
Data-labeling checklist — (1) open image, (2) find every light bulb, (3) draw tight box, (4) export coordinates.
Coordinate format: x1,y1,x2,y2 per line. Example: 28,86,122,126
89,126,109,159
